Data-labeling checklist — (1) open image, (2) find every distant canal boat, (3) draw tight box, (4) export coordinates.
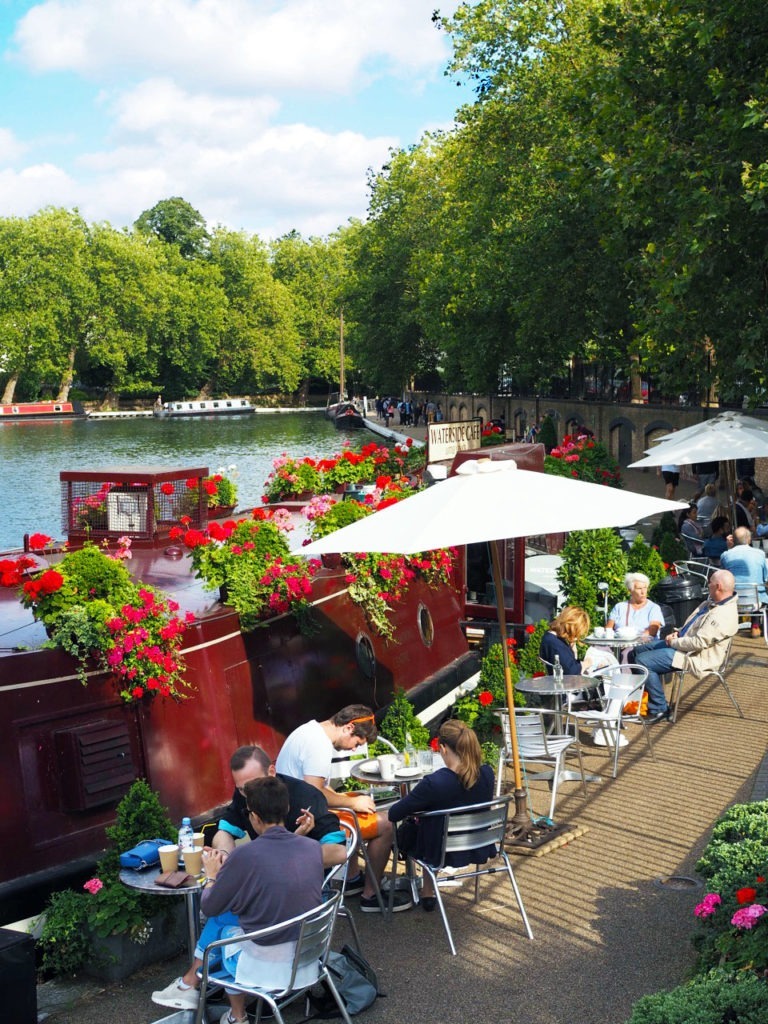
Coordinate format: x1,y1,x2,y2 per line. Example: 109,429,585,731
0,400,87,421
155,398,255,418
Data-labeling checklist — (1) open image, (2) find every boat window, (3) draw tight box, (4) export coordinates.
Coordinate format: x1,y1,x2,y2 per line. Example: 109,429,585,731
187,403,194,409
54,404,63,412
355,633,376,679
417,604,435,647
213,402,219,407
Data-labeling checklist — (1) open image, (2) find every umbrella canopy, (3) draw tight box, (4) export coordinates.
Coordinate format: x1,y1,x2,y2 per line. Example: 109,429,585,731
629,416,768,469
653,410,768,447
298,460,687,557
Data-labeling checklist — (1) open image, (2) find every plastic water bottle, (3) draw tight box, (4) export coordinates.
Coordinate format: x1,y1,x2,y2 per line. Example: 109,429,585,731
553,655,564,685
178,816,194,852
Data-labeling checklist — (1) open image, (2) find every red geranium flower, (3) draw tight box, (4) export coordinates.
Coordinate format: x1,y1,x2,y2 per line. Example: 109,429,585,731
185,478,198,490
736,887,757,905
39,569,65,594
160,482,174,496
478,690,494,706
429,736,440,751
28,533,53,551
525,624,536,634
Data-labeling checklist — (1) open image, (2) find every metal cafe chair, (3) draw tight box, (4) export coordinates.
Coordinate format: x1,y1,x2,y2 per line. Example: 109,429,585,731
734,582,768,643
566,665,656,779
667,637,743,723
496,708,586,821
404,795,533,956
334,804,388,916
322,819,362,952
193,893,351,1024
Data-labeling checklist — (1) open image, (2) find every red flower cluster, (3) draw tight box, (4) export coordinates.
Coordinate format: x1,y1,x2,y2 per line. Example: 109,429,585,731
0,554,37,588
28,533,53,551
736,887,758,905
22,568,65,600
478,690,494,706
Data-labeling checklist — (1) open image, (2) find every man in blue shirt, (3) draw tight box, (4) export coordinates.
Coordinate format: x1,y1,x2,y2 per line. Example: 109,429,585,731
720,527,768,605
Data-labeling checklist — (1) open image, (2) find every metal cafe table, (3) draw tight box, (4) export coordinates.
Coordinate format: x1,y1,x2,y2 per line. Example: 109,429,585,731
515,674,603,783
120,866,203,961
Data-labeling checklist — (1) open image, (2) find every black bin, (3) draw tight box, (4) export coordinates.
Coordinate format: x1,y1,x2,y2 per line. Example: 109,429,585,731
0,928,37,1024
653,575,706,629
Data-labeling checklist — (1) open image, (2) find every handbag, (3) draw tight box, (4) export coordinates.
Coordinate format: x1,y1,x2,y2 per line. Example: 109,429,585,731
309,944,382,1017
119,837,173,870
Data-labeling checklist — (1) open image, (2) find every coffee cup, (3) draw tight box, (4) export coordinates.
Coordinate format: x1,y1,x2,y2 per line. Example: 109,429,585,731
378,754,398,781
604,627,615,638
158,844,179,873
594,626,606,638
182,846,204,876
192,833,205,849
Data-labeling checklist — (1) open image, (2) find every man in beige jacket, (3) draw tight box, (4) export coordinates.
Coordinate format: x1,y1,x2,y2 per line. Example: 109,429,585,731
635,569,738,723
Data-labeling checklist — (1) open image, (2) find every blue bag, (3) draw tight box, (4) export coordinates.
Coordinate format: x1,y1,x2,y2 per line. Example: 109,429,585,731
119,837,172,870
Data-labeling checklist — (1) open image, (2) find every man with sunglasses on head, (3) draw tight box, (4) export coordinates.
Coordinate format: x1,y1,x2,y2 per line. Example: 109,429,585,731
276,704,412,913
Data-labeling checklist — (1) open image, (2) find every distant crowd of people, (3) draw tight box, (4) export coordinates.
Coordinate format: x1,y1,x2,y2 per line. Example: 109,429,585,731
374,397,443,427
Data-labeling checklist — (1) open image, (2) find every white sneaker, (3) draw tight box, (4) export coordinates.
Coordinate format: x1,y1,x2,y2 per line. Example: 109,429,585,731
151,977,199,1010
220,1010,248,1024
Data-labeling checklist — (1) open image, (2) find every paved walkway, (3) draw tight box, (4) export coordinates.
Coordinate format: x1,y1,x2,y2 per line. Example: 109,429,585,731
38,631,767,1024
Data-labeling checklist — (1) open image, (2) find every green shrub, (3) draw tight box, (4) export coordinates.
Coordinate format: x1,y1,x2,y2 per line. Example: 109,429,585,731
557,528,628,624
538,415,557,453
377,687,430,751
517,621,549,678
626,970,768,1024
626,536,667,593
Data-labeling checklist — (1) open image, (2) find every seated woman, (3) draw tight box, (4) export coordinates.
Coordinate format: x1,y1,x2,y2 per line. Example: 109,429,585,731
388,720,494,912
607,572,663,640
539,606,595,675
679,503,704,556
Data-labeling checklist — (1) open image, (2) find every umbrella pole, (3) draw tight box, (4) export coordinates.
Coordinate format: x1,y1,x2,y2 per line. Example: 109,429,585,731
489,541,529,834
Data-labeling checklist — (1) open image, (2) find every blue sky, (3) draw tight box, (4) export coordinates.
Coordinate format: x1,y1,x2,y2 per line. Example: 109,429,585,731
0,0,473,238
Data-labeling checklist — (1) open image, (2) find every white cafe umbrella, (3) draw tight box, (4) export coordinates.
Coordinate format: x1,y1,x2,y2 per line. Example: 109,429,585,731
653,410,768,447
298,460,685,838
299,460,687,557
629,417,768,469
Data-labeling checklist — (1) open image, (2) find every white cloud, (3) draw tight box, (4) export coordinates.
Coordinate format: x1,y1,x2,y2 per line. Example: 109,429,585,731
13,0,457,92
0,127,27,162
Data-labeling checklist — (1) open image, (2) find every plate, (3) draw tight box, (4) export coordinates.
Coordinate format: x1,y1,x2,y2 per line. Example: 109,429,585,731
358,761,380,774
395,767,421,778
616,629,638,640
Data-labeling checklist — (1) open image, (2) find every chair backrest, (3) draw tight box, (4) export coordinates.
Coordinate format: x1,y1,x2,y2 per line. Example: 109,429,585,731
735,583,761,614
595,663,648,707
418,796,511,870
673,560,715,582
510,707,559,755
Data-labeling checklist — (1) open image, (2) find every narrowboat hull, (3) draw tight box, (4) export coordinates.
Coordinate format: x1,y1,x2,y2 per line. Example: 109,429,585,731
0,401,87,421
159,398,255,417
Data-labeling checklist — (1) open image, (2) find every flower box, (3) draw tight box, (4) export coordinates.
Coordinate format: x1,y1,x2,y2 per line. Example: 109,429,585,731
84,905,186,982
208,504,236,519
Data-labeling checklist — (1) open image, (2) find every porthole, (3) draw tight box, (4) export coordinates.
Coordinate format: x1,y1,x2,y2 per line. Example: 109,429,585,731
356,633,376,679
417,604,435,647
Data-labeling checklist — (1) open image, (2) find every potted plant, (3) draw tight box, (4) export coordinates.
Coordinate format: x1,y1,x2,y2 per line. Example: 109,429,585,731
262,455,323,502
35,780,185,981
173,510,319,631
15,540,191,702
205,464,239,515
545,433,622,487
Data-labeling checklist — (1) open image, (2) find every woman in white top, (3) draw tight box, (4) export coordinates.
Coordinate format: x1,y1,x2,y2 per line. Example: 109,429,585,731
607,572,664,639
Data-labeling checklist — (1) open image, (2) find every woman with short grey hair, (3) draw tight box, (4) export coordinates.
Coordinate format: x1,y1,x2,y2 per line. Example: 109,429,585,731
607,572,664,639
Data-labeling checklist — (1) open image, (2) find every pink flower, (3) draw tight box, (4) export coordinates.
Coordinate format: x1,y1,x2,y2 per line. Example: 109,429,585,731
694,892,721,918
83,877,103,895
731,904,767,929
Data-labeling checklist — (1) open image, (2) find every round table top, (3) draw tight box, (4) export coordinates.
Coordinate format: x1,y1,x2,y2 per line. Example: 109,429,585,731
516,674,597,695
119,866,203,894
350,758,430,786
586,633,646,646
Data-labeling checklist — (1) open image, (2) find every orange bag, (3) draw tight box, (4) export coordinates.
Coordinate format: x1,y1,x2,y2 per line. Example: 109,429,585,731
623,692,649,716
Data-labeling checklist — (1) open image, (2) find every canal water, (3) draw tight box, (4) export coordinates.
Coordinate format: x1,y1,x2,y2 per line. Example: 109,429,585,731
0,412,375,551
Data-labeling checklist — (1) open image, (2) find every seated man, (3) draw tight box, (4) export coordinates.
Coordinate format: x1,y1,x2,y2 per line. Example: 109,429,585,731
152,776,334,1024
276,704,412,913
634,569,738,723
720,526,768,606
211,745,346,865
152,748,345,1012
702,515,730,563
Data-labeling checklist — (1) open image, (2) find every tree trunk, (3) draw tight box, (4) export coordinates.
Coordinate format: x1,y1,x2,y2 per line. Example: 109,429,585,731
629,354,643,404
2,372,18,404
703,336,719,407
56,346,76,402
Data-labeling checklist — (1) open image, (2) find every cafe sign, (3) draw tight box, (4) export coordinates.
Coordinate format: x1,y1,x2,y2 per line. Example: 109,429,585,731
428,419,482,462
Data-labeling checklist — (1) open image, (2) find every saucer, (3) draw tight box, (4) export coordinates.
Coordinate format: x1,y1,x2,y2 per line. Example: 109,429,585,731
395,767,421,778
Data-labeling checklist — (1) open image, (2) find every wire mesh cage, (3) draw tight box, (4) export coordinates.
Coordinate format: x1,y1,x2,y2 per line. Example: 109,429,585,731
60,468,208,544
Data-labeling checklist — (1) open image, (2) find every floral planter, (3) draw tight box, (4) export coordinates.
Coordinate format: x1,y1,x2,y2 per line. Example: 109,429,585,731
208,504,236,518
84,905,186,982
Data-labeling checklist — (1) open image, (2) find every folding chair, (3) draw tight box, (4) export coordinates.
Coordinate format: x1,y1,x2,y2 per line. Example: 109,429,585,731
322,819,362,951
407,796,533,956
193,893,352,1024
668,637,743,722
